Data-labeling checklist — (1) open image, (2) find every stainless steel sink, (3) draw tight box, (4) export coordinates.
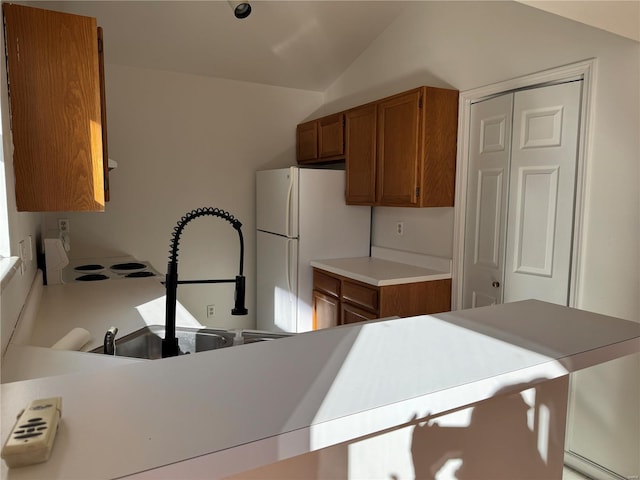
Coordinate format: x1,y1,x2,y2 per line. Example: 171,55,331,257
240,330,293,344
90,326,293,359
90,325,235,359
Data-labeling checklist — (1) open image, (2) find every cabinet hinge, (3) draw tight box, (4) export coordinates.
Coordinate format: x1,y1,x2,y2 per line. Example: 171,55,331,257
97,35,103,54
418,96,423,108
416,186,420,198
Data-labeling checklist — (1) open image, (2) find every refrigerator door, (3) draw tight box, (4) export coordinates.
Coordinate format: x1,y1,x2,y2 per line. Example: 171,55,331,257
256,230,299,332
256,167,299,238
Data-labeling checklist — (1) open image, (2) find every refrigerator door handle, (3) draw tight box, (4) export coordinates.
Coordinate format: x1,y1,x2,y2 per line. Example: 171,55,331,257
286,238,293,299
285,173,294,238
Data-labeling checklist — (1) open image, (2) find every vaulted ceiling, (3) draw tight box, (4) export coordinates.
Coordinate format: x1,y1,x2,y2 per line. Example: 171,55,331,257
31,1,408,92
29,1,639,92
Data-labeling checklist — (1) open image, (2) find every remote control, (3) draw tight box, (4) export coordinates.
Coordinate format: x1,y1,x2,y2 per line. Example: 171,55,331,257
1,397,62,468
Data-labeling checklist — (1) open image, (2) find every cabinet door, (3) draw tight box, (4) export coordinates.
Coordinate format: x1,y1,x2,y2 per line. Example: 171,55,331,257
345,103,377,205
318,113,344,158
421,87,459,207
377,89,422,206
296,120,318,163
341,303,378,325
4,4,106,211
312,290,339,330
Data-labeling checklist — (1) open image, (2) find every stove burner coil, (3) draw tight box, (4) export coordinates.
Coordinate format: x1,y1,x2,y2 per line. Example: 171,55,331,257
76,274,110,282
111,262,146,271
74,264,105,272
125,271,156,278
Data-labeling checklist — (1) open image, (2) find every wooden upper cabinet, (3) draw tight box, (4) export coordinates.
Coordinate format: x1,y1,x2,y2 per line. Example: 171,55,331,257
296,112,344,164
3,3,108,211
317,112,344,158
345,103,377,205
346,86,458,207
296,120,318,163
377,89,423,206
420,87,459,207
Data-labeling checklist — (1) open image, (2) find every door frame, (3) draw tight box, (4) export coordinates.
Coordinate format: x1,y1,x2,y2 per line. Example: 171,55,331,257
452,58,597,311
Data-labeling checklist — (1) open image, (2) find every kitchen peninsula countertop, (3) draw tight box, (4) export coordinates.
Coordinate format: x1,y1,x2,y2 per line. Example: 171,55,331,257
310,247,452,286
1,300,638,480
28,277,202,352
1,275,202,384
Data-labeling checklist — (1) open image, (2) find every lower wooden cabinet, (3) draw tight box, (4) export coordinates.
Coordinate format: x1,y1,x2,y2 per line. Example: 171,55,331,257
312,290,340,330
341,303,378,325
312,268,451,329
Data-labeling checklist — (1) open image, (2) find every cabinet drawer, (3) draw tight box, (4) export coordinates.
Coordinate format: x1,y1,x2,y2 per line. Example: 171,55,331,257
342,280,378,312
341,303,378,325
313,269,340,297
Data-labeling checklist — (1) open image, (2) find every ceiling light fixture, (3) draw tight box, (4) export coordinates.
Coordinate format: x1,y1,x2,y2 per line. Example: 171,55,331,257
228,1,252,19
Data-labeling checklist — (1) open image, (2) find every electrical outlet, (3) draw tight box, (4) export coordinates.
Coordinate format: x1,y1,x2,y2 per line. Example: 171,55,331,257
206,304,216,318
58,218,69,232
396,222,404,236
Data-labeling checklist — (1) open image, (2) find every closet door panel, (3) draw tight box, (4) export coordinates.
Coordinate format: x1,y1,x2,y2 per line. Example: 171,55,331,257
503,81,582,305
462,93,513,309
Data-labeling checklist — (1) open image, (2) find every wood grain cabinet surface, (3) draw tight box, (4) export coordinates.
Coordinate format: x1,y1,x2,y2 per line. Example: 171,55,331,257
312,267,452,329
3,3,109,211
296,112,344,164
347,86,459,207
296,120,318,163
345,103,377,204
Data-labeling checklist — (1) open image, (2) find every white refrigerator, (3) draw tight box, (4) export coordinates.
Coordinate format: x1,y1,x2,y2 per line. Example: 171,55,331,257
256,167,371,333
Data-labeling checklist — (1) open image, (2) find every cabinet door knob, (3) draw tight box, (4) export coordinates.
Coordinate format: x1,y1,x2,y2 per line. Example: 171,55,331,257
492,281,500,288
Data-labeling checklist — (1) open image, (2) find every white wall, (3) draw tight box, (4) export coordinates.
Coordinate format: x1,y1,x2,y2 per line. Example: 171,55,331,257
42,64,323,329
323,2,639,477
324,3,640,318
0,21,42,356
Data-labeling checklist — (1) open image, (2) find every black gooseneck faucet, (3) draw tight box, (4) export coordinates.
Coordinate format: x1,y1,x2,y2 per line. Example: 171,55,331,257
162,207,248,358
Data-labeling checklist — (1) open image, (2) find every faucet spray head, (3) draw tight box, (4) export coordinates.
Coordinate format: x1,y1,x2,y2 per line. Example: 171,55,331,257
232,275,248,315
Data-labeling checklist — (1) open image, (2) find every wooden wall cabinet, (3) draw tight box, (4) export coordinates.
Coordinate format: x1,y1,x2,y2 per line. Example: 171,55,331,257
296,112,344,164
345,103,377,204
346,86,459,207
312,268,452,329
296,120,318,163
3,3,109,212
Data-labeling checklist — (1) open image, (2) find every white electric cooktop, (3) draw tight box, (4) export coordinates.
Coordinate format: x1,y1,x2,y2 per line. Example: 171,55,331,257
62,256,163,283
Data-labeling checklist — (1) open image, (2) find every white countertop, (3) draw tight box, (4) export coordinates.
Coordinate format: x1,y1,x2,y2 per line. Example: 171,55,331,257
1,344,144,384
1,300,638,480
1,276,201,384
310,256,451,286
28,277,201,352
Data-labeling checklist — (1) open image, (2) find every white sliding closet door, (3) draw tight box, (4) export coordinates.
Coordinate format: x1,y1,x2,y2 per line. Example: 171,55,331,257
462,94,513,308
463,80,582,309
503,81,582,304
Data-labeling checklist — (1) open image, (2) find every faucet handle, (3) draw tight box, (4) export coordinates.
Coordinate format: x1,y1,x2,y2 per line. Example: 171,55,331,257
103,326,118,355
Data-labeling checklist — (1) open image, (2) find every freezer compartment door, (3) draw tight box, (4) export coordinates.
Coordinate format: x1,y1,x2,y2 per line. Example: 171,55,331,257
257,231,299,333
256,167,299,237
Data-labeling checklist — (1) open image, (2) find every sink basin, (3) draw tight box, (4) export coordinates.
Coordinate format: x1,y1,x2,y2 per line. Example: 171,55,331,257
91,325,236,359
240,330,293,344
